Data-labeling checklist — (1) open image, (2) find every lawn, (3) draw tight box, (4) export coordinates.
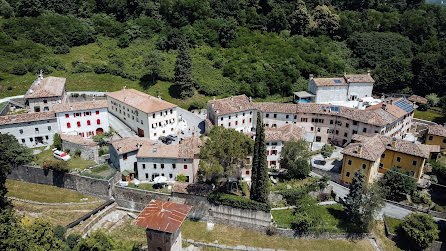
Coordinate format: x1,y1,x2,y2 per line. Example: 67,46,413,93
6,179,101,203
128,182,171,194
109,218,375,251
384,216,403,235
80,164,117,180
271,204,360,233
34,149,96,171
414,109,445,123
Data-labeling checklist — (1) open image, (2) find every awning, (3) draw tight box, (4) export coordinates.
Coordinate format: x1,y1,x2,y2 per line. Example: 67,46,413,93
121,170,135,176
293,91,315,99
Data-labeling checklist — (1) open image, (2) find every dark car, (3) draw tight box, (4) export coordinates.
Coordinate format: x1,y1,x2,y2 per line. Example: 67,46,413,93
159,136,173,145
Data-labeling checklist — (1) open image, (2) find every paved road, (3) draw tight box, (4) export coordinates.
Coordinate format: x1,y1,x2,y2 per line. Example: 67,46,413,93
177,108,205,137
108,113,137,138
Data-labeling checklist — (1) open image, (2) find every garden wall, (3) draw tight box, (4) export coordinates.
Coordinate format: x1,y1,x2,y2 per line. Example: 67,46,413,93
385,199,446,219
275,228,372,240
8,165,111,200
62,140,99,163
172,192,211,221
112,185,171,211
208,204,272,232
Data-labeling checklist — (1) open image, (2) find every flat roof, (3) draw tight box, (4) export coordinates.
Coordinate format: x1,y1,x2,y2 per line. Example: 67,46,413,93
293,91,315,98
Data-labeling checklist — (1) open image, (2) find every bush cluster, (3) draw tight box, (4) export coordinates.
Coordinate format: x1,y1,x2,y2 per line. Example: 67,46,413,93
42,160,69,172
208,192,271,211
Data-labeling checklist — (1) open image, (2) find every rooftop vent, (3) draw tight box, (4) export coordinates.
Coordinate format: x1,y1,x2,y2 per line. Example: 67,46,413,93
69,106,73,111
11,116,16,121
382,104,387,111
391,137,397,148
153,148,157,153
117,147,121,152
357,144,363,154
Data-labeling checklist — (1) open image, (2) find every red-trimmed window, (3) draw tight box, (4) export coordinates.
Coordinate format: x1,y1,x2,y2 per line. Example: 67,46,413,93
87,120,91,125
123,153,127,160
229,122,231,127
235,121,238,125
246,170,250,175
249,118,252,123
65,114,69,118
184,165,188,169
267,150,270,155
96,111,99,115
97,119,101,125
67,123,71,128
243,119,245,124
77,121,81,127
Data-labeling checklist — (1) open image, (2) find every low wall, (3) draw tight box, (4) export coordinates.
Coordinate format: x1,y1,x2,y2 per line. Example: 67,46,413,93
276,228,372,240
8,165,111,200
113,185,171,211
311,167,341,184
62,140,99,163
208,204,272,232
385,199,446,219
172,192,211,221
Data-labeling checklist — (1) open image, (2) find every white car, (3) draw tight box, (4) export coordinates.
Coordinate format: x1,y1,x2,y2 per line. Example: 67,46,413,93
53,149,71,161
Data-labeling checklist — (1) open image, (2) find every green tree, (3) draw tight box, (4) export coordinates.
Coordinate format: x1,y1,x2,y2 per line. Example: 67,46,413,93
266,6,289,32
117,33,130,48
400,213,439,250
66,233,81,249
27,218,63,250
279,139,310,179
75,230,115,251
373,57,413,93
311,5,340,37
0,134,32,209
53,133,62,150
378,166,417,201
290,195,323,234
198,127,253,182
289,1,311,35
426,93,439,107
344,170,384,232
250,113,269,204
321,144,335,161
0,0,14,18
174,41,194,98
53,225,66,241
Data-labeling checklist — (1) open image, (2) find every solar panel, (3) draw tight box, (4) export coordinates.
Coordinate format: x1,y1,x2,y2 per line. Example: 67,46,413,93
333,79,342,84
394,99,414,113
330,106,340,112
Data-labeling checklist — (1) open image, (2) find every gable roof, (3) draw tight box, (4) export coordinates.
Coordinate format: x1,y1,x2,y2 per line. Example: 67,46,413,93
264,124,303,142
0,112,55,126
132,200,192,233
428,124,446,138
207,95,256,116
255,102,297,114
53,100,108,113
407,95,427,104
110,137,155,155
311,77,347,87
60,134,97,146
106,89,177,114
344,74,375,83
25,77,66,99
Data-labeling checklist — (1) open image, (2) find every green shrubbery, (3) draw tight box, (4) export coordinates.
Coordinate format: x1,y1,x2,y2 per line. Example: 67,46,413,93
208,192,271,211
175,174,188,182
42,160,69,172
399,213,439,250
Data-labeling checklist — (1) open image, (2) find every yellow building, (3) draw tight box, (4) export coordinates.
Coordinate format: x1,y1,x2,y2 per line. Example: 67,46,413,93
341,134,439,186
426,124,446,153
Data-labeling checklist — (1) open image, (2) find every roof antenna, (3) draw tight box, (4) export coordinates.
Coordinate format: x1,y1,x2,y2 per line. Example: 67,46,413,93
39,69,43,80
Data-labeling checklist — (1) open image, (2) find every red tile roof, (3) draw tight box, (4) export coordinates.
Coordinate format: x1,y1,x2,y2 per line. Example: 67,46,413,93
0,112,55,125
25,77,66,99
53,100,108,113
207,95,256,116
107,89,177,114
132,200,192,233
311,77,347,87
344,74,375,83
407,95,427,104
428,124,446,138
60,134,98,146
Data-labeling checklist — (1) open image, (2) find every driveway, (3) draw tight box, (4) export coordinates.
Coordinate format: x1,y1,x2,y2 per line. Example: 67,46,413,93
176,108,205,138
108,113,137,138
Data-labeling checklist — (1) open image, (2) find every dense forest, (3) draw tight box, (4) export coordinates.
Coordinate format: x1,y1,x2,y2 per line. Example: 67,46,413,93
0,0,445,102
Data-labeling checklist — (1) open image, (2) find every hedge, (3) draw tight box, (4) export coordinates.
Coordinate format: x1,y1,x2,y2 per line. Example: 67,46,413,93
208,192,271,211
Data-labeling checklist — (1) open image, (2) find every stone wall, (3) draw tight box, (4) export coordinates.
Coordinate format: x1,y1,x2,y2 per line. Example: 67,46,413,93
62,140,99,163
208,204,272,232
112,185,171,211
172,192,211,221
311,167,341,184
275,228,372,240
8,165,111,200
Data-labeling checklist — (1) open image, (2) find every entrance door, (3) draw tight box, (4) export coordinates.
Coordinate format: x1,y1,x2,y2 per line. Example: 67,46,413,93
134,162,138,178
96,128,104,135
137,128,144,137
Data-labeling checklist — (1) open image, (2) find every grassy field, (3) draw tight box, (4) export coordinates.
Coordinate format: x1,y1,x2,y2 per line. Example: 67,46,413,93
80,164,117,180
128,182,171,194
34,149,97,171
373,221,402,251
414,109,444,123
6,179,101,203
384,217,403,235
271,204,359,233
109,217,375,250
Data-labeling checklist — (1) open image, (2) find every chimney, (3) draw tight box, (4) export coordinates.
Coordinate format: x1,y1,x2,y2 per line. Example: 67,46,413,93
39,69,43,80
382,103,387,111
69,106,73,111
367,70,371,76
309,74,314,80
123,86,126,90
239,105,242,110
213,96,216,101
357,144,363,154
12,116,16,121
230,97,233,101
391,137,397,148
158,95,162,100
117,147,121,152
249,97,252,103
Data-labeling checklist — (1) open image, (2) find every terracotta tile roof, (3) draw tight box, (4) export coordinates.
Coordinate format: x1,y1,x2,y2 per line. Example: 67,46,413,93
205,118,214,128
343,134,438,160
0,112,55,126
312,77,347,87
344,74,375,83
111,137,155,155
60,134,98,146
207,95,256,116
106,89,177,114
25,77,66,99
132,200,192,233
179,136,205,157
408,95,427,104
254,102,297,114
428,124,446,138
172,182,213,196
264,124,303,142
365,102,407,119
137,144,180,159
53,100,108,113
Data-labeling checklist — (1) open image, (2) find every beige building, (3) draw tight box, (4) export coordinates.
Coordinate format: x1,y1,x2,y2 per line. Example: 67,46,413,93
25,75,68,113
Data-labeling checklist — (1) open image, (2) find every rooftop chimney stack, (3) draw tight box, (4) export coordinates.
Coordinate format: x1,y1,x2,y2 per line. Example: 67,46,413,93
213,96,216,101
382,103,387,111
367,70,371,76
309,74,314,80
391,137,397,148
230,97,233,101
249,97,252,103
357,144,363,154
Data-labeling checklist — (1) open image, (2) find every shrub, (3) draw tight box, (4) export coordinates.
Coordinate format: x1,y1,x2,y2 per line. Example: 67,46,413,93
208,192,270,211
317,193,329,202
399,213,439,250
266,225,278,236
417,103,429,111
74,149,81,157
291,211,316,234
411,191,431,205
118,34,130,48
11,64,27,75
53,225,66,241
278,187,307,206
71,93,80,98
175,174,188,182
53,45,70,54
98,146,109,156
7,86,12,90
188,100,206,111
53,133,62,150
66,233,81,249
42,160,69,172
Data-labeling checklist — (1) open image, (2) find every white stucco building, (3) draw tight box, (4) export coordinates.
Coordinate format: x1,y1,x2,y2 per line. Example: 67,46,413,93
0,112,57,148
54,100,109,137
106,89,179,140
24,75,68,113
307,73,374,104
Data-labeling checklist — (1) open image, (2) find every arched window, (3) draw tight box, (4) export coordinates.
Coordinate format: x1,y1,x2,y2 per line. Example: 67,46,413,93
65,114,69,118
97,119,101,125
87,120,91,125
77,121,81,127
67,123,71,128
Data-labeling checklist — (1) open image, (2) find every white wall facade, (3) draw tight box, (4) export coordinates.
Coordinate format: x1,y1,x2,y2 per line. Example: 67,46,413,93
266,141,283,169
56,107,109,137
215,109,256,133
147,108,179,139
27,91,68,113
0,119,57,148
347,83,373,100
315,86,348,103
263,112,296,128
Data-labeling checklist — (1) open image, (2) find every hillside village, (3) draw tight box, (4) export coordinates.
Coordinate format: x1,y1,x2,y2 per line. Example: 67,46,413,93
0,71,446,250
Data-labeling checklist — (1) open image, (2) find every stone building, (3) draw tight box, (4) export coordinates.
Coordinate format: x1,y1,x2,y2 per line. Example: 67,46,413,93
0,112,57,148
24,75,68,113
60,134,99,162
106,88,178,140
425,124,446,153
132,200,192,251
54,100,109,137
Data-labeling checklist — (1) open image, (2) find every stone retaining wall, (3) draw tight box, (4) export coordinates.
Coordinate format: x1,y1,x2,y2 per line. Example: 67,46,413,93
275,228,373,240
208,204,272,232
62,140,99,163
112,185,171,211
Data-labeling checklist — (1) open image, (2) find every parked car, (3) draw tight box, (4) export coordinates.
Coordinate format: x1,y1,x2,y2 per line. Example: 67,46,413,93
53,149,71,161
159,136,173,145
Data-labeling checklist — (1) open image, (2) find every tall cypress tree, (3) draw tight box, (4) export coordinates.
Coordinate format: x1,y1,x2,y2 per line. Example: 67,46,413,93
344,169,365,224
250,113,269,203
174,41,194,98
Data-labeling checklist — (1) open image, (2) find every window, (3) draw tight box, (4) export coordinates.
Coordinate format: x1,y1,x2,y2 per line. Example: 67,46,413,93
266,150,270,155
145,173,149,179
301,118,308,122
19,129,23,134
229,122,231,127
345,123,349,128
294,115,297,119
286,115,289,119
347,160,352,165
123,153,127,160
362,128,367,133
30,138,33,142
379,163,383,169
362,164,367,170
243,119,245,124
246,170,250,175
443,138,446,144
172,164,176,169
235,121,238,125
344,132,348,137
311,127,314,131
154,164,157,169
270,161,276,166
330,120,334,124
95,111,99,115
396,156,401,162
77,121,81,127
97,119,101,125
266,114,269,118
169,174,173,179
43,100,47,104
335,130,339,135
381,153,385,158
249,118,252,123
34,127,38,132
65,114,69,118
43,106,49,111
87,120,91,125
161,164,164,169
170,109,173,114
67,123,71,128
142,164,146,169
273,114,277,118
353,121,358,126
346,172,350,177
428,135,433,141
410,171,415,177
353,130,358,134
153,114,155,118
184,165,188,169
412,160,417,166
48,126,51,131
21,139,25,143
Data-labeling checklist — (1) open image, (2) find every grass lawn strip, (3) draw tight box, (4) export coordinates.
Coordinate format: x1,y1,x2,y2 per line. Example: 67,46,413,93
128,182,171,194
6,179,101,203
34,148,97,172
384,217,403,235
